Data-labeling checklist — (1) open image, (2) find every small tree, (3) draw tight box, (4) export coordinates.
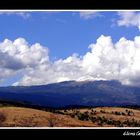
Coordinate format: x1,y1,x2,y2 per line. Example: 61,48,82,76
90,117,97,123
91,110,97,115
121,112,126,116
48,114,58,127
64,109,67,113
100,110,106,113
127,110,134,116
125,109,128,112
114,111,121,115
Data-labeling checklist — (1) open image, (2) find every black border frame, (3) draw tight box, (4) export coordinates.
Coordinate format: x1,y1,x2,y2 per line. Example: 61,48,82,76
0,0,139,9
0,0,140,138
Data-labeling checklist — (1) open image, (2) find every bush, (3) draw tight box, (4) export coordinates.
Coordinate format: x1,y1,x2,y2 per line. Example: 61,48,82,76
70,113,75,118
111,111,128,116
106,119,114,125
64,110,67,113
77,113,85,120
75,110,80,115
100,110,106,113
90,117,97,123
114,111,121,115
69,111,91,121
114,120,121,126
121,112,126,116
125,109,134,116
125,109,128,112
127,110,134,116
89,114,140,127
97,122,103,126
111,111,114,114
90,110,96,115
77,112,89,121
84,111,89,115
123,119,140,127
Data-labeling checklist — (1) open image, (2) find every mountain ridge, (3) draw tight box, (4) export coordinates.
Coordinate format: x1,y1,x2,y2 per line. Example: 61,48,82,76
0,80,140,107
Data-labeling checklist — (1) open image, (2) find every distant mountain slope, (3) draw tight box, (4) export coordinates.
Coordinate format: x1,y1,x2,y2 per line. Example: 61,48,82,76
0,80,140,107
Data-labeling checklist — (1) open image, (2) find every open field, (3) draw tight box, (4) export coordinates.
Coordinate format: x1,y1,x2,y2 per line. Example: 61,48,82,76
0,107,94,127
58,107,140,127
0,106,140,127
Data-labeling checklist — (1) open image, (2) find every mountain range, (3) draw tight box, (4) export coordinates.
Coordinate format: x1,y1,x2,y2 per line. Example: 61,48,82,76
0,80,140,108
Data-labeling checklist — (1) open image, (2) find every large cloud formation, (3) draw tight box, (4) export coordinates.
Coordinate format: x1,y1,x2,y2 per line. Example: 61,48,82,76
1,35,140,86
0,38,49,85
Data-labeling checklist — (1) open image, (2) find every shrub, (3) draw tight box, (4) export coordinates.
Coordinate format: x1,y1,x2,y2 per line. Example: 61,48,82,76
64,110,67,113
75,110,80,115
70,113,75,118
106,118,114,125
125,110,134,116
100,110,106,113
90,117,97,123
97,122,103,126
84,111,89,115
114,111,121,115
121,112,126,116
111,111,114,114
127,110,134,116
77,113,85,121
90,110,96,115
122,119,140,127
77,112,89,121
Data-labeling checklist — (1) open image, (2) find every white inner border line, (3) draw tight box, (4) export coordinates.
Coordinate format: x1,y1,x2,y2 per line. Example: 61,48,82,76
0,10,140,11
0,9,139,129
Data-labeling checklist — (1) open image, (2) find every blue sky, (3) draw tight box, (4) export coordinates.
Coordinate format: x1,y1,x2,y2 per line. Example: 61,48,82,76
0,11,140,86
0,11,139,59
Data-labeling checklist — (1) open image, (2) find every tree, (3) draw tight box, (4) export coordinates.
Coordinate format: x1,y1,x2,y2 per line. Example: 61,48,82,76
48,114,58,127
100,110,106,113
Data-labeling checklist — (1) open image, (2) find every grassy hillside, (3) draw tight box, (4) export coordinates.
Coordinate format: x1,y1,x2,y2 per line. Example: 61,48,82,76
58,107,140,127
0,107,94,127
0,106,140,127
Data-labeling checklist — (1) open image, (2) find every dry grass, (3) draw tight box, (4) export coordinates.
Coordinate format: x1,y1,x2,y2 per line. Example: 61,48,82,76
1,106,140,127
59,107,140,127
0,107,94,127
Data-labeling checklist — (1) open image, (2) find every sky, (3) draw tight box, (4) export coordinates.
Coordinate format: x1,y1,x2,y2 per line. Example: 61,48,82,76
0,10,140,86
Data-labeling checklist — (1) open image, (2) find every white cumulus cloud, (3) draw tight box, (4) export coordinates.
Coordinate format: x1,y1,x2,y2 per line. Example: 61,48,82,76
117,11,140,31
1,35,140,86
0,37,49,84
79,11,101,19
